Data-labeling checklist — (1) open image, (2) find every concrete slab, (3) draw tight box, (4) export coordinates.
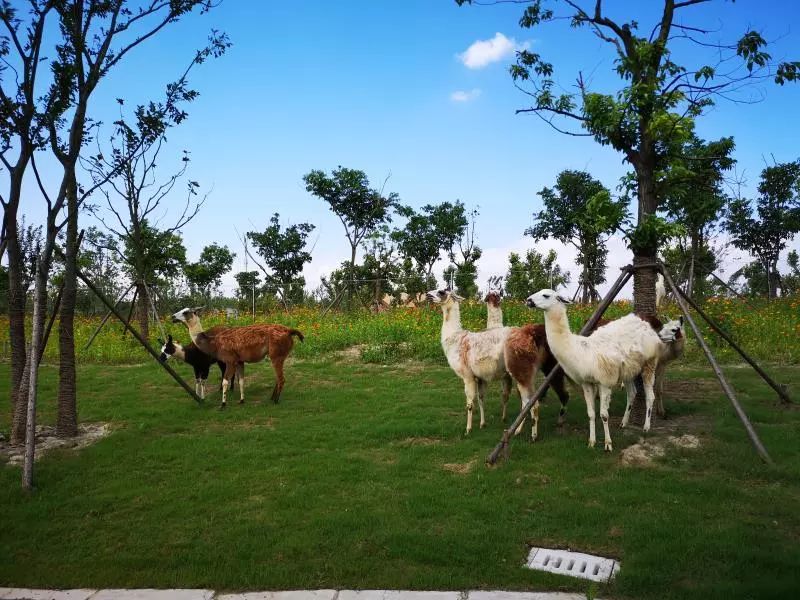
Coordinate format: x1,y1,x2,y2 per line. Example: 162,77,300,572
0,590,96,600
468,593,593,600
89,590,214,600
216,591,337,600
338,592,461,600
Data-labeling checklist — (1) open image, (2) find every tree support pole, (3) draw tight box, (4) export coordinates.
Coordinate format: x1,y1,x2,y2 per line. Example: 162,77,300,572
661,268,773,465
487,267,633,466
672,282,791,405
67,260,204,405
84,284,136,351
121,287,139,338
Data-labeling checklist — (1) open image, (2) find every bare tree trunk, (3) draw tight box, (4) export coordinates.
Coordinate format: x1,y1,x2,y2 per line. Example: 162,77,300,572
22,261,47,489
56,182,79,438
12,240,53,445
7,171,27,412
135,281,151,340
686,234,697,298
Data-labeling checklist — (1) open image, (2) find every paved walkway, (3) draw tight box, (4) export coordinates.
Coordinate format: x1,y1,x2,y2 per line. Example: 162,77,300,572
0,589,595,600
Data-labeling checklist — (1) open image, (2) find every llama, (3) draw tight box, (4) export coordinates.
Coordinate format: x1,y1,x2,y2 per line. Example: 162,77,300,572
158,334,234,399
656,273,666,308
484,276,505,329
171,307,304,408
427,288,511,434
526,289,674,451
484,275,513,421
654,316,685,416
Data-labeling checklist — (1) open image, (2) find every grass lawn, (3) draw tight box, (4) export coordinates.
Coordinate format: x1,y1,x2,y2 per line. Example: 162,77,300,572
1,357,800,599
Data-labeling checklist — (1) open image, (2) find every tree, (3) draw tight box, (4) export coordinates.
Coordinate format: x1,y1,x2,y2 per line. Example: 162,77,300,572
85,100,211,339
0,1,53,425
361,225,400,307
661,136,735,296
303,167,398,304
184,243,235,301
727,160,800,299
504,249,570,300
456,0,799,315
9,1,222,461
394,201,468,279
446,206,482,299
782,250,800,296
527,170,626,303
246,213,315,305
234,270,261,303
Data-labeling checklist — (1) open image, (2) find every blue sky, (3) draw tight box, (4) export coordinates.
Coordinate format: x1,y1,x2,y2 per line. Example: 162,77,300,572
20,0,800,296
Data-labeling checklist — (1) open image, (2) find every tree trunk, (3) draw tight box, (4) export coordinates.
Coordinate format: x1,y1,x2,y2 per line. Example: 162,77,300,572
348,244,357,309
581,252,591,303
56,180,79,438
11,241,53,445
769,260,780,298
22,260,47,489
135,281,151,340
687,234,698,298
7,171,27,412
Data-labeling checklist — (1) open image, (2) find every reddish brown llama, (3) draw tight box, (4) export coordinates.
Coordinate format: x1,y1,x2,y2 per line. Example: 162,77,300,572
171,307,303,408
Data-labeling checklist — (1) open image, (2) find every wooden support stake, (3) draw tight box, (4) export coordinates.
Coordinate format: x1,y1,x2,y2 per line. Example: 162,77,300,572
672,283,791,404
661,268,773,465
70,263,204,405
84,283,135,350
486,267,633,466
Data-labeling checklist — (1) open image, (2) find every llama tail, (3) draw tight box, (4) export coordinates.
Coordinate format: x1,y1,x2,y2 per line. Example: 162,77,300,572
289,328,304,343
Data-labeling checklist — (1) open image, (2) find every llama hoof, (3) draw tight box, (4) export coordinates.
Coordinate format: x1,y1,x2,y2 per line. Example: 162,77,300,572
604,442,613,452
480,422,486,429
218,403,227,411
588,440,596,448
238,400,244,405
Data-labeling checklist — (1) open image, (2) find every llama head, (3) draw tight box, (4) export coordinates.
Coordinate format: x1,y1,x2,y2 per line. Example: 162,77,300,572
158,334,184,363
484,275,503,307
171,306,204,326
526,289,572,310
426,287,464,306
658,316,685,343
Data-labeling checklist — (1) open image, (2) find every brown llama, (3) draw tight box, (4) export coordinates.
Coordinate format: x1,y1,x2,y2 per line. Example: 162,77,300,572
171,307,304,408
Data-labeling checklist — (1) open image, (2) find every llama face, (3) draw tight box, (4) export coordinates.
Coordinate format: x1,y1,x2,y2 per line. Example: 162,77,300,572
426,288,464,305
484,276,503,306
658,316,685,343
171,306,204,325
526,289,571,310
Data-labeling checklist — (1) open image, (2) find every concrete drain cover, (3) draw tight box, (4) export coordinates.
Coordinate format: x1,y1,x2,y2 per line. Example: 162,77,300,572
526,547,620,583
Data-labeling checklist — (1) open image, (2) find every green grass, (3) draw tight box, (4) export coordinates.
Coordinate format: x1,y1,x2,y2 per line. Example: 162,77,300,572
2,359,800,599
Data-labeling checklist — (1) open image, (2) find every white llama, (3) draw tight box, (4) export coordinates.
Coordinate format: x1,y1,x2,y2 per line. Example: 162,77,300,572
526,289,673,451
427,287,511,434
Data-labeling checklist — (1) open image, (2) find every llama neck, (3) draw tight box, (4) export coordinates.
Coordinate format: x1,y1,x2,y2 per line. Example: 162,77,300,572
186,317,205,342
441,302,463,343
486,303,503,329
543,304,579,362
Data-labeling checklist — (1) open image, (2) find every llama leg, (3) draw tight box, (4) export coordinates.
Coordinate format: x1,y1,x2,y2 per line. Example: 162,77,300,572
464,378,478,435
582,383,597,448
221,363,237,409
501,373,512,422
477,379,487,428
531,398,540,442
237,363,245,404
654,362,667,418
642,361,657,432
552,369,570,427
621,380,636,428
199,379,206,400
599,386,613,452
195,379,201,398
269,355,286,403
513,383,529,436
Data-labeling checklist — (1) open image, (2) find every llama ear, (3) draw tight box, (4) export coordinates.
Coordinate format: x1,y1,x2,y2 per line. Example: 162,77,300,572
168,334,173,343
157,337,164,346
557,295,572,305
679,316,684,325
453,292,465,301
192,306,205,314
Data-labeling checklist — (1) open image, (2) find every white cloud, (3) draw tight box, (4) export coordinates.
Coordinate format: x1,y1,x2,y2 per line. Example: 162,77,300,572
450,88,482,102
458,32,528,69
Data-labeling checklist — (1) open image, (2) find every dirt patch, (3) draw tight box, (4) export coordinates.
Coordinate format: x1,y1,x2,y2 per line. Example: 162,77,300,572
0,423,111,466
443,459,477,474
397,436,441,447
335,345,367,361
620,433,701,467
664,378,720,402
